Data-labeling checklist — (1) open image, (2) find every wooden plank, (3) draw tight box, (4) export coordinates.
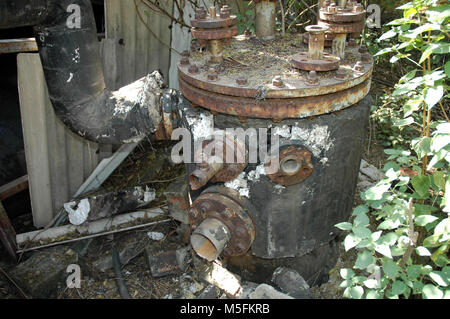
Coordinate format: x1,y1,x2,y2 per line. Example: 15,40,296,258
0,38,38,54
17,54,54,228
0,175,29,201
17,54,112,228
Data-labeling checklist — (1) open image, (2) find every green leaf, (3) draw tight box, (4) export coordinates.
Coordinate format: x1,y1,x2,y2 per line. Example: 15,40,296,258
431,134,450,153
391,281,406,295
378,233,398,246
415,215,439,227
378,219,401,230
344,233,361,251
363,278,380,289
364,183,391,201
416,246,432,256
426,4,450,24
383,260,400,279
354,213,370,227
366,290,382,299
429,271,449,287
424,86,444,110
407,265,422,280
340,268,355,280
353,226,372,239
349,286,364,299
353,205,369,216
420,43,450,64
378,30,397,41
375,244,393,258
422,284,444,299
412,175,431,198
355,250,375,270
335,222,353,231
445,61,450,78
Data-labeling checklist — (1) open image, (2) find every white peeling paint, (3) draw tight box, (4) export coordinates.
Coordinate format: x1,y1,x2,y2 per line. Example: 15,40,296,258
291,125,335,160
186,113,215,142
247,164,267,182
66,72,74,83
224,172,250,198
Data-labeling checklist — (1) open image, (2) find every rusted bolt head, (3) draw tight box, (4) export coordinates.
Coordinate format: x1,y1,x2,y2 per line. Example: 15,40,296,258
188,64,200,74
220,5,231,18
207,67,218,81
328,2,336,13
335,66,347,80
195,7,207,20
236,76,248,86
354,3,365,13
306,71,319,86
347,38,357,48
180,56,190,66
272,76,284,87
358,45,368,54
354,61,365,72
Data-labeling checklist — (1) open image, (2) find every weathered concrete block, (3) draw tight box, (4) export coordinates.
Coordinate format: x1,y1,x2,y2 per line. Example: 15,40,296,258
9,246,79,298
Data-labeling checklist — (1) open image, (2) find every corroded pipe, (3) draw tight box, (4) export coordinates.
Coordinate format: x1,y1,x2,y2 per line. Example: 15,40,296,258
209,39,223,63
306,25,328,60
255,0,276,40
332,33,347,59
189,157,224,191
190,218,231,261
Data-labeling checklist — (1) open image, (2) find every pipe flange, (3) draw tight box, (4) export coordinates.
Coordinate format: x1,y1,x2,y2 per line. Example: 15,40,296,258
291,52,340,72
189,190,256,259
265,145,314,186
192,25,239,40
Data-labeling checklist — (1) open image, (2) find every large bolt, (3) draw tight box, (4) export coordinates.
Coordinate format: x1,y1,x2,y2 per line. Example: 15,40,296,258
272,76,284,87
335,66,347,80
207,67,218,81
209,6,217,19
180,56,190,66
358,45,369,54
236,76,248,86
354,3,365,12
354,61,365,72
220,5,231,19
188,64,200,74
328,2,336,13
195,7,207,20
347,38,357,48
306,71,319,86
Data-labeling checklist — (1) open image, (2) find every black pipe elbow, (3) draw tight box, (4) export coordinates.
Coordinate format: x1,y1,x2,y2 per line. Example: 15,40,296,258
1,0,174,144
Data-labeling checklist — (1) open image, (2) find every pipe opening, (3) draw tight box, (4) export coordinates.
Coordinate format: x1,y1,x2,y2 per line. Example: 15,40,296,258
281,158,301,176
191,233,218,262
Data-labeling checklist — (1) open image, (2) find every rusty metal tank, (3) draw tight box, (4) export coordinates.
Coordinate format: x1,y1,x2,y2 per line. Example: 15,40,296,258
176,3,372,284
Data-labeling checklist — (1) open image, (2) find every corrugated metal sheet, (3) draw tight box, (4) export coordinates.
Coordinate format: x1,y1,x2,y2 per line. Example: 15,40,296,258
105,0,174,89
17,54,112,228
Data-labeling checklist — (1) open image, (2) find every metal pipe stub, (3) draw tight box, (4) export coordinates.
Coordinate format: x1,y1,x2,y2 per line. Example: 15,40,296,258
191,6,238,63
189,189,256,260
254,0,277,40
189,131,248,191
291,25,340,72
265,145,314,186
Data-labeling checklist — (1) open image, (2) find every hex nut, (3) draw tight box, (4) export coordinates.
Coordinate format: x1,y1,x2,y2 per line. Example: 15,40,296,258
347,38,357,48
306,71,319,86
195,8,207,20
180,56,190,66
335,66,347,80
272,76,284,88
188,64,200,74
236,76,248,86
207,67,218,81
354,61,365,72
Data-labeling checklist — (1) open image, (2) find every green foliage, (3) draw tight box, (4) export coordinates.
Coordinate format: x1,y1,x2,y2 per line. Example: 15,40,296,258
337,0,449,299
235,1,255,34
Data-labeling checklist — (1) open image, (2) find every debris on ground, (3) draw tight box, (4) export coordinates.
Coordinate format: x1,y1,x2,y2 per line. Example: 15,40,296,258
248,284,294,299
272,267,312,299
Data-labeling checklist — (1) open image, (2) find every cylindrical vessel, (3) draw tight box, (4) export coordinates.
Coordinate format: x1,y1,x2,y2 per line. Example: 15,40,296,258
255,0,276,40
191,218,232,262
